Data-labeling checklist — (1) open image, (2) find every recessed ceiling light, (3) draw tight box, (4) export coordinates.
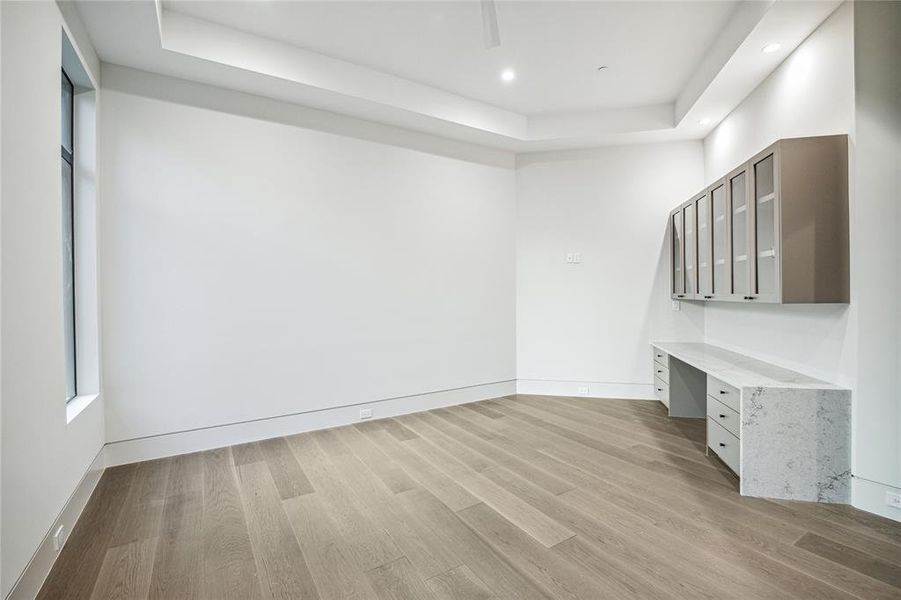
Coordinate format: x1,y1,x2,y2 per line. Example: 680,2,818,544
501,68,516,82
699,118,711,126
762,42,782,54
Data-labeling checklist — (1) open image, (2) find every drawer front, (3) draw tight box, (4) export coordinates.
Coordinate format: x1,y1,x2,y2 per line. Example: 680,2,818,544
653,364,669,384
654,377,669,408
653,348,668,368
706,375,739,412
706,396,740,438
707,418,740,475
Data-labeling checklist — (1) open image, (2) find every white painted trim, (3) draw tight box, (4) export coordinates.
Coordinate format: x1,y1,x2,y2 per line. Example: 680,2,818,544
852,476,901,523
6,449,107,600
105,381,516,466
65,393,99,424
516,379,655,400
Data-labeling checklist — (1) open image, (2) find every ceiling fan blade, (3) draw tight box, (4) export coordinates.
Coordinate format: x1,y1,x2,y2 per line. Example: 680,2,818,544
481,0,501,48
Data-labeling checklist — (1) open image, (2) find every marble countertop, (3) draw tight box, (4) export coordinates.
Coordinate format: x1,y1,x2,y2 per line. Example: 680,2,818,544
652,342,847,390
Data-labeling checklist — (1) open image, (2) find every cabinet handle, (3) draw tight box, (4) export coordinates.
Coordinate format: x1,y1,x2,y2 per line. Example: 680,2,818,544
657,388,662,392
704,295,713,299
657,370,662,373
719,390,727,395
719,443,726,447
719,414,726,418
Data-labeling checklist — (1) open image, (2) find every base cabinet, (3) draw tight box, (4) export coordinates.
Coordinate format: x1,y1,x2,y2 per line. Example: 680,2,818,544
707,417,740,474
670,135,849,304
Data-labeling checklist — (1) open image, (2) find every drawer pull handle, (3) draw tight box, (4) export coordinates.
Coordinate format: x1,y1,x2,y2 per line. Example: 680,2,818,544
657,370,662,373
657,388,663,392
719,414,726,418
719,443,726,447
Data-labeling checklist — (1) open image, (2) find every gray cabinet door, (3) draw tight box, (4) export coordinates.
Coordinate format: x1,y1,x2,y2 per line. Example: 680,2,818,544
709,179,730,299
696,192,712,299
683,201,697,299
727,165,751,299
671,208,684,298
751,147,781,302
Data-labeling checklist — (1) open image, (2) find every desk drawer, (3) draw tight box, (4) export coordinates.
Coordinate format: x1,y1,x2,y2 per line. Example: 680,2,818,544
653,348,668,368
707,417,740,475
653,364,669,384
707,396,740,438
654,377,669,408
706,375,739,412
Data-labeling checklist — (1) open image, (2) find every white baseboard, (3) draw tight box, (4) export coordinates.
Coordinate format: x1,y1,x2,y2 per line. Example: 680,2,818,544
852,476,901,523
6,448,107,600
105,380,516,466
516,379,655,400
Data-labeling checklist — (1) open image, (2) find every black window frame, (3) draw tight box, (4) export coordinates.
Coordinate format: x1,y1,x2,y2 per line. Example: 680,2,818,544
62,68,77,402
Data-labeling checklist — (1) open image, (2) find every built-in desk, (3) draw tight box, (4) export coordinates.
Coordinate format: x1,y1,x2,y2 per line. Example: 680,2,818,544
651,342,851,503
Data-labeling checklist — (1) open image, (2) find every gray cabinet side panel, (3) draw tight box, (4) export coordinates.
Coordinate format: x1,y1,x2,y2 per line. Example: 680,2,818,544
779,135,850,303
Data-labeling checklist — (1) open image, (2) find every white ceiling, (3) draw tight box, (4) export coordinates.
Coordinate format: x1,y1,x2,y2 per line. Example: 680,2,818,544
162,0,738,115
74,0,843,152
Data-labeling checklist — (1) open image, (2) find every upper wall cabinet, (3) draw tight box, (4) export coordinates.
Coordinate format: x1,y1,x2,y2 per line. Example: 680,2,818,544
670,135,849,304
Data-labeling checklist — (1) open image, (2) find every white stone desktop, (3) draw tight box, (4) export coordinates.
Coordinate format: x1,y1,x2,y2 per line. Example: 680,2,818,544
651,342,851,503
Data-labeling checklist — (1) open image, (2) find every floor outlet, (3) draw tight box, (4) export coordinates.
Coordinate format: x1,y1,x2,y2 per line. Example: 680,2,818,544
53,525,66,552
359,408,373,420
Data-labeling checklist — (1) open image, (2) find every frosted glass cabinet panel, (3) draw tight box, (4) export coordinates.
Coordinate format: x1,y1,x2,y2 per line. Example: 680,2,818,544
665,135,849,304
696,193,711,298
709,181,729,298
729,168,749,298
671,210,684,298
683,203,696,297
753,152,779,301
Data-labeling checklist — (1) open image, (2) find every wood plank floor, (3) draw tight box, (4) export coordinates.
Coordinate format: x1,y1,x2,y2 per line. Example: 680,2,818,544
38,395,901,600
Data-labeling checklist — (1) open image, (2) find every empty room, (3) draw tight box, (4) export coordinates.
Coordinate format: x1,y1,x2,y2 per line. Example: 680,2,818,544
2,0,901,598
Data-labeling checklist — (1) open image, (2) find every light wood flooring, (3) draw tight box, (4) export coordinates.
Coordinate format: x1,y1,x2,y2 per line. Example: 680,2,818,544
38,395,901,599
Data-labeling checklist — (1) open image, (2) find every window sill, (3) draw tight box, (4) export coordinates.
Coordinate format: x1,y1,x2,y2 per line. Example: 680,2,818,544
67,393,99,425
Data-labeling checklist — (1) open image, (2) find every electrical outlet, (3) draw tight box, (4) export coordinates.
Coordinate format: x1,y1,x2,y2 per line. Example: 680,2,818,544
359,408,372,420
573,252,582,264
886,491,901,509
565,253,574,264
671,300,681,311
53,525,67,552
577,385,590,396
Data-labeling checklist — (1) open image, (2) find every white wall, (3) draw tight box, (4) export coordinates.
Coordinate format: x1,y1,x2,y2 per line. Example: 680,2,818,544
850,0,901,519
0,2,105,596
99,67,516,445
701,3,854,384
515,142,705,398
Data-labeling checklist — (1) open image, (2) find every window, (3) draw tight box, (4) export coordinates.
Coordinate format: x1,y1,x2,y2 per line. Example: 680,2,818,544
62,69,77,402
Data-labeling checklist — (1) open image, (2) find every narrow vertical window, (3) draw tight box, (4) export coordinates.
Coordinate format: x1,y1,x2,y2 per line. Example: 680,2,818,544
61,69,77,402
